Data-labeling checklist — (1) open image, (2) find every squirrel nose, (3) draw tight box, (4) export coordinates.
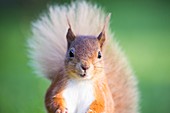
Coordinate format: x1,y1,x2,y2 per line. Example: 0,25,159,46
81,65,89,71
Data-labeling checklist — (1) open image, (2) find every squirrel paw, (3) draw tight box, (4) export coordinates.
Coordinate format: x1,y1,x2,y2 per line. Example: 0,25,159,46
86,109,96,113
55,107,68,113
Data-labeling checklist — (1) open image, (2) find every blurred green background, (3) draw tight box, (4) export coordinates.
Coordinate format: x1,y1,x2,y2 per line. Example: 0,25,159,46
0,0,170,113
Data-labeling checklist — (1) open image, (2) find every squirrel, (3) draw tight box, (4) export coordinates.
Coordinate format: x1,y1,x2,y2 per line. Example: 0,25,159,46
28,1,139,113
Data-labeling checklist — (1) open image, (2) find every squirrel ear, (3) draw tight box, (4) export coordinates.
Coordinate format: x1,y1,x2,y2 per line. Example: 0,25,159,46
66,17,76,48
97,31,105,48
66,28,76,41
97,13,111,48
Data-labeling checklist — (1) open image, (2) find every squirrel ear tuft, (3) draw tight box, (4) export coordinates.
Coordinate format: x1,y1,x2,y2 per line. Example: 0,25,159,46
66,17,76,49
97,13,111,48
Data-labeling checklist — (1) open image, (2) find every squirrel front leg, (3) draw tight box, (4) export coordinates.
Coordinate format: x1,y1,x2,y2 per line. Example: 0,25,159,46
87,100,105,113
87,83,105,113
45,78,68,113
52,93,68,113
46,90,68,113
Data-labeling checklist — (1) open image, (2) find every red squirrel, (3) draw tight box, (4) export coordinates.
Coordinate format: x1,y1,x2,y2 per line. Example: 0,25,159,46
28,1,139,113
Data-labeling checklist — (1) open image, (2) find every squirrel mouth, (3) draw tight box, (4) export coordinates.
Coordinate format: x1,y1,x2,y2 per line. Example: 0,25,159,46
80,73,86,77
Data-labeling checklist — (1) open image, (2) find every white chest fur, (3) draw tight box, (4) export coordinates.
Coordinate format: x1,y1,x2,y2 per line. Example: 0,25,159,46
62,79,94,113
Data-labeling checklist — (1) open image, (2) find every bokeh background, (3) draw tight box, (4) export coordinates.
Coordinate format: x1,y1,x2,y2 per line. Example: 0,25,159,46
0,0,170,113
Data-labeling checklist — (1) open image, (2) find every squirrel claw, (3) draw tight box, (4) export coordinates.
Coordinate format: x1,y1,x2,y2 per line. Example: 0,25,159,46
86,109,96,113
55,107,68,113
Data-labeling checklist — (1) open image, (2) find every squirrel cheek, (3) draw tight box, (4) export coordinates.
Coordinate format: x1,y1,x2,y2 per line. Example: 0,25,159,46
89,63,94,71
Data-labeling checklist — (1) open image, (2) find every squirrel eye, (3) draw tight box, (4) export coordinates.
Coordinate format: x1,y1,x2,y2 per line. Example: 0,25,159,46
98,51,102,59
69,48,75,58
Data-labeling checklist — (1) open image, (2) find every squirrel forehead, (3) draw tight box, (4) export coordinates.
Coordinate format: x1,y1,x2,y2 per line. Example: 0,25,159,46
72,36,99,49
71,36,99,58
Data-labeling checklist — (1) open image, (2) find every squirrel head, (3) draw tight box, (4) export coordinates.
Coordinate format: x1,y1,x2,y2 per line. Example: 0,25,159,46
64,15,110,80
65,27,106,80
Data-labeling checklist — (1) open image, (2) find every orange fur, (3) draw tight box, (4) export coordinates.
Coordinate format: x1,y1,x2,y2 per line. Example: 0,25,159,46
45,33,115,113
45,69,68,113
88,77,115,113
29,1,139,113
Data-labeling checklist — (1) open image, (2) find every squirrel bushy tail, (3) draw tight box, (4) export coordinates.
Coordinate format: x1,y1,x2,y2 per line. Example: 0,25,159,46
28,1,106,79
28,1,139,113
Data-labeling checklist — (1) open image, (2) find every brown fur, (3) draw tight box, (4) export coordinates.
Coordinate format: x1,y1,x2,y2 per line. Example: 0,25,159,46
45,22,139,112
45,32,115,112
45,69,68,113
30,1,139,113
